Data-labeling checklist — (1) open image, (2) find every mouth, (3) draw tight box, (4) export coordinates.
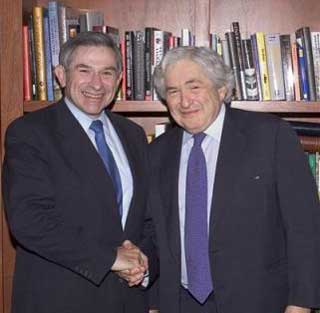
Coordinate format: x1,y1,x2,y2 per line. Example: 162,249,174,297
82,91,105,99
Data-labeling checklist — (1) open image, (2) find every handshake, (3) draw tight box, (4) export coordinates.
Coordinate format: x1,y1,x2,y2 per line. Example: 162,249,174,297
111,240,148,287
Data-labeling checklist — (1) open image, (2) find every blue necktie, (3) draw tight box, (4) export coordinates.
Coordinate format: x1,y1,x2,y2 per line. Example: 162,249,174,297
90,120,123,216
185,132,213,303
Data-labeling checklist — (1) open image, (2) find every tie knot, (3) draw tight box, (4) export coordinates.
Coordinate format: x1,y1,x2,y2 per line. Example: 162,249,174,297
193,132,206,146
90,120,104,134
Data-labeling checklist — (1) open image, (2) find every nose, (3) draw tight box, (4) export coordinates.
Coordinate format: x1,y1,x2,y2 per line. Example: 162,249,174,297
180,90,192,108
90,72,103,90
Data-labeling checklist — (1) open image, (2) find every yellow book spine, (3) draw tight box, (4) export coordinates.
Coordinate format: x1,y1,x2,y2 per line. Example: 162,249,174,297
256,32,271,100
33,6,47,100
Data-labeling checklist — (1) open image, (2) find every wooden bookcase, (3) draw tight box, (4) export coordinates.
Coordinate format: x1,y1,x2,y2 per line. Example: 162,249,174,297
1,0,320,312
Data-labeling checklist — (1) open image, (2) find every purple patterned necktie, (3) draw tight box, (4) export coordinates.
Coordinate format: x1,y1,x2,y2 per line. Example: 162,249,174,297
185,132,213,303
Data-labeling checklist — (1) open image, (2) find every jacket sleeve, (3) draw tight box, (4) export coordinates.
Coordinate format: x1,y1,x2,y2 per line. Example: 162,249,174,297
275,120,320,307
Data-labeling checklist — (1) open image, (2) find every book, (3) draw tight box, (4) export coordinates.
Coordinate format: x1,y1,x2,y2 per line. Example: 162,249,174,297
22,25,32,101
232,22,247,99
255,32,271,100
296,27,316,101
133,30,145,100
145,27,159,100
296,35,310,101
242,38,259,100
33,6,47,100
280,34,295,101
311,32,320,100
43,10,54,101
225,31,243,100
265,33,285,100
291,41,301,101
251,34,263,100
48,0,62,101
124,31,134,100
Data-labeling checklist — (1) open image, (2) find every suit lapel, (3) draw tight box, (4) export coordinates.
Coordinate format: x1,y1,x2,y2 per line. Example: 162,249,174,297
54,101,123,233
159,128,183,264
209,107,246,251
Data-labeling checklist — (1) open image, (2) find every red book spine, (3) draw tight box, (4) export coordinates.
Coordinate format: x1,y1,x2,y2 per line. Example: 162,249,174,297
22,25,32,101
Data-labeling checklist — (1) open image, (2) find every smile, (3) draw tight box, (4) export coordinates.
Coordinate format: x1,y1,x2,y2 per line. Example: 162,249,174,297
82,91,104,99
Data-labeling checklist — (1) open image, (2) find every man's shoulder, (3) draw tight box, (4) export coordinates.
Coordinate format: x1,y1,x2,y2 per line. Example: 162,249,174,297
6,101,61,136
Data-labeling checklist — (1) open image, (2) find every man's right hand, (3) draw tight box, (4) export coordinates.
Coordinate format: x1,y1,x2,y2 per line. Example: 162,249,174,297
111,240,147,272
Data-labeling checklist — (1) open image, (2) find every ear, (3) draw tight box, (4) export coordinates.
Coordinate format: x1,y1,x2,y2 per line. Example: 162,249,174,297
54,65,67,88
218,86,227,102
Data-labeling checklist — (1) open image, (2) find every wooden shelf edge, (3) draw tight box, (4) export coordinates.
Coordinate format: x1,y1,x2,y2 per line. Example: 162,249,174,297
23,100,168,113
24,100,320,114
231,101,320,113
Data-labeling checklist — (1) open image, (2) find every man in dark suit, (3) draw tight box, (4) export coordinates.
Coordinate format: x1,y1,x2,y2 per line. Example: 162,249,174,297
149,46,320,313
3,32,157,313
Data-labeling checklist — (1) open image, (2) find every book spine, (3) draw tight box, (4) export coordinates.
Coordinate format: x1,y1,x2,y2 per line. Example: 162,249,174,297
43,12,54,101
291,41,301,101
265,33,285,100
33,6,47,100
133,30,145,100
232,22,247,99
242,38,259,100
250,34,263,100
221,39,231,67
311,32,320,100
296,35,310,101
58,4,67,45
152,30,164,100
145,28,156,100
28,16,37,99
256,32,271,100
280,34,295,101
22,25,32,101
225,31,243,100
302,27,316,101
125,31,134,100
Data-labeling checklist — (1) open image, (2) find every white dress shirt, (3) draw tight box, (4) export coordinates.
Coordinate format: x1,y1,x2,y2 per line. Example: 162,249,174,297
65,98,133,229
179,103,226,288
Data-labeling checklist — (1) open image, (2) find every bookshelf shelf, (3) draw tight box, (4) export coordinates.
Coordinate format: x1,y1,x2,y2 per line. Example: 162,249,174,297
24,100,320,114
23,100,168,113
231,101,320,113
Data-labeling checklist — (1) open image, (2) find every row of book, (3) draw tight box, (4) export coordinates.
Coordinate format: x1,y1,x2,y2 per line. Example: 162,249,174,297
23,1,105,101
23,1,320,103
22,1,196,102
211,22,320,102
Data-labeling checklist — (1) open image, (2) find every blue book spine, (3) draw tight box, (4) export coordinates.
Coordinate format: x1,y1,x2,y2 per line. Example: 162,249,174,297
296,37,310,101
48,1,60,67
43,12,54,101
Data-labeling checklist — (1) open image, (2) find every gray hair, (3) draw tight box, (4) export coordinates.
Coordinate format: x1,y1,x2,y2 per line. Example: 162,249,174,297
153,46,235,102
59,31,122,75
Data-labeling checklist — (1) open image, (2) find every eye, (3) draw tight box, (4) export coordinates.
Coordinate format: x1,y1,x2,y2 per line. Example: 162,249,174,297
167,89,179,96
102,70,115,78
78,68,90,74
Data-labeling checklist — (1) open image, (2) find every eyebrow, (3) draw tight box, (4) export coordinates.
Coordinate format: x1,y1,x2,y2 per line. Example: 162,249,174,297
74,64,117,72
166,79,202,90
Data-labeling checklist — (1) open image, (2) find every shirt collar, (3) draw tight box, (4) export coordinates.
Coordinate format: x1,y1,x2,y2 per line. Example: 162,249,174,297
182,103,226,145
64,97,108,131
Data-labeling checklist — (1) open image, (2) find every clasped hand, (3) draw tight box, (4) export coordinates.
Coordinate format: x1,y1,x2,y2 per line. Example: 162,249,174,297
111,240,148,287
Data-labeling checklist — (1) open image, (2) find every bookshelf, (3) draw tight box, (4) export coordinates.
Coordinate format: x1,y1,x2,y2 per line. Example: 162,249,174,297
1,0,320,312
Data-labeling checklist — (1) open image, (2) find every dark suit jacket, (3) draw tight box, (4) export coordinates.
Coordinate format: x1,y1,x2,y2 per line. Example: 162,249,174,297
2,100,157,313
149,106,320,313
